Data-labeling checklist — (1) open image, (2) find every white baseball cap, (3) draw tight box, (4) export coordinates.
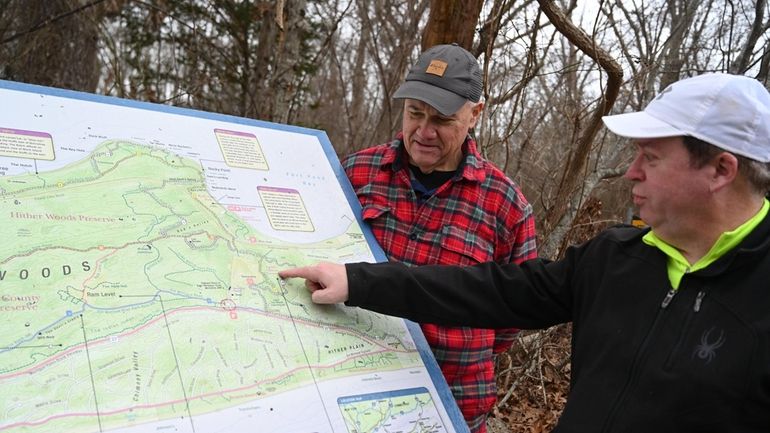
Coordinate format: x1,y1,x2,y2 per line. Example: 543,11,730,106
602,73,770,162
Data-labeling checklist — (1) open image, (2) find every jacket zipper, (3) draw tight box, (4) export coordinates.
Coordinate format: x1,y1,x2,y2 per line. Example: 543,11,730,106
693,290,706,312
661,288,677,308
600,287,679,432
662,290,707,371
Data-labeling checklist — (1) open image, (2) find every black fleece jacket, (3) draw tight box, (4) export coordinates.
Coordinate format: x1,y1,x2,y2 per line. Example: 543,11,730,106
346,216,770,433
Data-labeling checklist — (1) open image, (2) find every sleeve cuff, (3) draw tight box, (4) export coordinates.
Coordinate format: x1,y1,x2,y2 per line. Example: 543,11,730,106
344,263,371,306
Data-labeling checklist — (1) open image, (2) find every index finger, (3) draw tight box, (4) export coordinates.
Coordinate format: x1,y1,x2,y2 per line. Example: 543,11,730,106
278,266,314,280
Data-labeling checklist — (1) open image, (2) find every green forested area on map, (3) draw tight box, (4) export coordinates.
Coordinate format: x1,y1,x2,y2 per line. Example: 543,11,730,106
0,131,425,432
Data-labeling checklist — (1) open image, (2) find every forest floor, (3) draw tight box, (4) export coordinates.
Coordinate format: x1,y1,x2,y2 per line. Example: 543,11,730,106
487,324,572,433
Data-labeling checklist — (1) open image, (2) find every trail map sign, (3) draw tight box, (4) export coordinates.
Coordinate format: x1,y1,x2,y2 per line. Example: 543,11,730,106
0,80,467,433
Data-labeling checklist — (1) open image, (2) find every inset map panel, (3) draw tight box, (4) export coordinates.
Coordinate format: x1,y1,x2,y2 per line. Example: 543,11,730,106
338,388,448,433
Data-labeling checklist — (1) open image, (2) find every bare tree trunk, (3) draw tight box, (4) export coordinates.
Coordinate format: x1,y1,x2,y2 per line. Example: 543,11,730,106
759,44,770,84
270,0,308,124
536,0,623,258
422,0,484,49
0,0,105,92
658,0,699,89
254,2,280,120
730,0,768,74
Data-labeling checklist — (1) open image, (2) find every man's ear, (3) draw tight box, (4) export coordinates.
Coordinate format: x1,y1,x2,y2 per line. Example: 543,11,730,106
710,152,739,192
469,102,484,128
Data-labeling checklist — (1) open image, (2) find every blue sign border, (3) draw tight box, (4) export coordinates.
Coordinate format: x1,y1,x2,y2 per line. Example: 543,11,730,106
0,79,468,433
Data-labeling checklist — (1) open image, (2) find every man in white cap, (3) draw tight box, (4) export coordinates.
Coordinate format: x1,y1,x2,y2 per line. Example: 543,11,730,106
339,43,537,433
282,72,770,432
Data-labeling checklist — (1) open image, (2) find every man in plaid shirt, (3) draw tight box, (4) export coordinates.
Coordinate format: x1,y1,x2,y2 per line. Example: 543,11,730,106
341,44,537,433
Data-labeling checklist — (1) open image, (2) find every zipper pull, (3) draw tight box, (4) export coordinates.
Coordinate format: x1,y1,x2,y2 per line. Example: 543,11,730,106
693,291,706,312
661,289,677,309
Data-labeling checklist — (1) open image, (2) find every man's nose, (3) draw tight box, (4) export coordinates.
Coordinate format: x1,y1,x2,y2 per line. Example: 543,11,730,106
417,121,438,139
624,155,645,181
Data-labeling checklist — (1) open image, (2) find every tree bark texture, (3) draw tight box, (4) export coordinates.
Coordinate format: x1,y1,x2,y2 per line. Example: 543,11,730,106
422,0,484,50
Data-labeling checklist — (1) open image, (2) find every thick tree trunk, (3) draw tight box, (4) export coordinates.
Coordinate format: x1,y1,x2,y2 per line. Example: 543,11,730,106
1,0,104,92
421,0,484,50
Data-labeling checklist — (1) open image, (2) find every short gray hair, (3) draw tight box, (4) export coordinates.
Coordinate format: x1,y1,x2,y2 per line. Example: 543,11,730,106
683,135,770,196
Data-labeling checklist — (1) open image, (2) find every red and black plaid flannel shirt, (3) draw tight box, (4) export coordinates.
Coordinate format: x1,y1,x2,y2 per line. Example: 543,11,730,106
343,134,537,433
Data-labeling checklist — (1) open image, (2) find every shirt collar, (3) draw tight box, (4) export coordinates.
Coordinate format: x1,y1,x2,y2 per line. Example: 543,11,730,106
643,198,770,289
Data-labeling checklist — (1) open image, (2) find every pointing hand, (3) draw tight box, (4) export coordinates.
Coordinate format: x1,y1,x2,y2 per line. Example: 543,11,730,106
279,262,349,304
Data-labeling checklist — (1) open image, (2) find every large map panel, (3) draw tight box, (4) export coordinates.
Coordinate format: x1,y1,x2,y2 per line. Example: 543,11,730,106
0,80,467,433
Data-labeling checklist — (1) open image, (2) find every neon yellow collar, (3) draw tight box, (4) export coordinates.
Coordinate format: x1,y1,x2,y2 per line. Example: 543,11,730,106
643,199,769,289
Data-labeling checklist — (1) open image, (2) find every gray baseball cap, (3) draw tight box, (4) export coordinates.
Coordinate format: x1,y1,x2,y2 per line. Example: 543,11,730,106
393,43,483,116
